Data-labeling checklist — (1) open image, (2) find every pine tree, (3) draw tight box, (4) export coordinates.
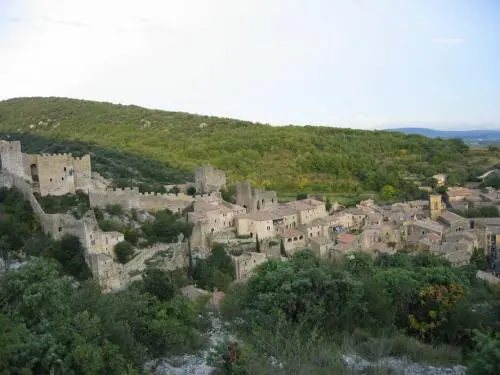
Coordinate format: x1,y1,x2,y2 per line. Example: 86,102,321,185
255,234,260,253
280,238,286,257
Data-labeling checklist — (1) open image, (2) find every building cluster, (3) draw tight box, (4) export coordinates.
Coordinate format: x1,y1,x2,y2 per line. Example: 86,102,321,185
3,139,500,289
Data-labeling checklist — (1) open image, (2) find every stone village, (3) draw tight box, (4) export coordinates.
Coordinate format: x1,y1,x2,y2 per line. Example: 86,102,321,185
1,139,500,292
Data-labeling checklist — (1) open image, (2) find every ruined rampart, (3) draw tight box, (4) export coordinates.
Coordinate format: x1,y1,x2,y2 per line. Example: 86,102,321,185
0,170,124,290
89,187,221,213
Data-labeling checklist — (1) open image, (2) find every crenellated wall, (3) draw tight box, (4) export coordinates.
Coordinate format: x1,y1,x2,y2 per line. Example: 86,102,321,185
89,187,221,213
22,152,92,196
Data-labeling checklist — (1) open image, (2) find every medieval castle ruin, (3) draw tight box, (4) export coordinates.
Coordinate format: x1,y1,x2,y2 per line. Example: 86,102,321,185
2,138,499,289
0,140,226,291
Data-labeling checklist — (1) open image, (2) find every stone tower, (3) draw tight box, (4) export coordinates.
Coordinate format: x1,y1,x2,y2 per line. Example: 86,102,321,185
0,140,25,178
235,181,278,212
429,194,444,221
194,165,226,193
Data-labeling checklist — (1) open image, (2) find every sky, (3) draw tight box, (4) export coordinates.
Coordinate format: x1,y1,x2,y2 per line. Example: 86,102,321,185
0,0,499,130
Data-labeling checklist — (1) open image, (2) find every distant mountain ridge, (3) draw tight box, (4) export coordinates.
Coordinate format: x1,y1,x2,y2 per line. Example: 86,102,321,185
387,127,500,142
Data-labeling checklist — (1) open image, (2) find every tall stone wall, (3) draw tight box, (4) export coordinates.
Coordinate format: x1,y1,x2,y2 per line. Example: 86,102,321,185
235,181,278,212
195,165,226,193
89,187,221,213
21,153,92,196
0,140,25,178
232,252,268,280
0,170,126,291
72,155,92,191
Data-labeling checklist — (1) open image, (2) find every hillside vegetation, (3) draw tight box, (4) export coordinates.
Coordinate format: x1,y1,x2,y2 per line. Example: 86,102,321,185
0,97,487,197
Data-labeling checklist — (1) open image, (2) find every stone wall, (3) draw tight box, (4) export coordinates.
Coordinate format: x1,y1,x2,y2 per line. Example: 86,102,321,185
22,152,92,196
235,181,278,212
0,170,125,291
0,140,25,178
125,242,187,274
72,155,92,191
232,252,269,280
195,165,226,193
89,187,221,213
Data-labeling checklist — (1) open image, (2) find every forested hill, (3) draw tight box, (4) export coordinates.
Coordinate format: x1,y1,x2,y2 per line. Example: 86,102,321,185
0,97,472,195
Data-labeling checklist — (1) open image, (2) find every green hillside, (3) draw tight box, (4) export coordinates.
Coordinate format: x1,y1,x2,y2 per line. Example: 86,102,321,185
0,96,483,198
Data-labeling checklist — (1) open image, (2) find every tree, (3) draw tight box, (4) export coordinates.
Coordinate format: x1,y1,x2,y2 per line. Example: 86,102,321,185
381,185,397,200
280,238,287,257
467,332,500,375
49,234,92,280
142,266,178,301
470,248,489,271
255,234,260,253
325,198,332,213
296,192,307,200
187,186,197,196
115,241,134,264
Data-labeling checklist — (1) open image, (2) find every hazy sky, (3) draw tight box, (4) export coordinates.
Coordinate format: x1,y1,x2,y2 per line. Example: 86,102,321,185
0,0,499,129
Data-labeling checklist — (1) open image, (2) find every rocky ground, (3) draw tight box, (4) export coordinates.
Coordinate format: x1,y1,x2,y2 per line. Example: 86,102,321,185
145,313,467,375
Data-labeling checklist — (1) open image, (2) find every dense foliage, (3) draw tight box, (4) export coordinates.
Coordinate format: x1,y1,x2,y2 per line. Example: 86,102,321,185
0,260,207,374
0,187,209,374
217,250,500,374
191,244,236,291
0,97,487,200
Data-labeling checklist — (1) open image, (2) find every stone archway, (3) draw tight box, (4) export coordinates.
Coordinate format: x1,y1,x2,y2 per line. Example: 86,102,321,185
30,164,39,182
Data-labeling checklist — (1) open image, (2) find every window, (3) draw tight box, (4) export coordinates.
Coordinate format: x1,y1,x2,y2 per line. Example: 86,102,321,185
61,177,64,181
64,167,67,172
310,233,312,237
287,238,292,242
299,235,303,240
58,227,62,232
267,226,270,230
50,178,53,182
293,237,298,241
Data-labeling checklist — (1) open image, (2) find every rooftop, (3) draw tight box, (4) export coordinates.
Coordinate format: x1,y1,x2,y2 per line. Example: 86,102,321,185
447,186,473,197
286,198,325,211
413,219,445,233
439,210,467,225
279,229,305,238
310,235,331,246
337,233,358,243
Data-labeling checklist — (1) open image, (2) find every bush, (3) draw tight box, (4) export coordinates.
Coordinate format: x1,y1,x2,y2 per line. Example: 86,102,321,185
115,241,134,264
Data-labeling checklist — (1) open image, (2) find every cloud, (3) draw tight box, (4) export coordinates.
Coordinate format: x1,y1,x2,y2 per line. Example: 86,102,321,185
431,37,463,44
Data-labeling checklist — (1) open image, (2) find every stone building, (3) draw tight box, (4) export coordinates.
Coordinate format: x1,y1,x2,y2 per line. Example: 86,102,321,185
0,140,26,178
232,251,268,280
188,199,246,249
235,181,278,212
89,187,212,213
23,153,92,196
278,229,306,254
194,164,226,193
429,194,445,221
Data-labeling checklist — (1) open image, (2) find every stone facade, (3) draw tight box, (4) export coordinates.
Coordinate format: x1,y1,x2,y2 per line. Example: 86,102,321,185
194,164,226,193
429,194,444,221
0,140,26,178
188,199,246,249
23,153,92,196
232,251,268,280
235,181,278,212
89,187,221,213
